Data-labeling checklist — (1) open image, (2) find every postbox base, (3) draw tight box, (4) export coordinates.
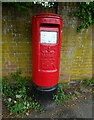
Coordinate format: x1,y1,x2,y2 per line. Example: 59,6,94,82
30,83,58,106
32,83,58,92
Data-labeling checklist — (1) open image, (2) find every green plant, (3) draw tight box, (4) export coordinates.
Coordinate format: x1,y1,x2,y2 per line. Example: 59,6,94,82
82,77,94,86
53,83,72,103
74,2,94,32
2,70,44,115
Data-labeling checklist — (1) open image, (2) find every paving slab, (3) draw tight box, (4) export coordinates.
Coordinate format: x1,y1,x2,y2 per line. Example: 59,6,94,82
25,92,93,119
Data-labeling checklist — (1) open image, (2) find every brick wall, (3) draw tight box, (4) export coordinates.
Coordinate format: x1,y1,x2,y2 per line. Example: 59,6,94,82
58,3,92,82
2,3,93,82
2,4,56,77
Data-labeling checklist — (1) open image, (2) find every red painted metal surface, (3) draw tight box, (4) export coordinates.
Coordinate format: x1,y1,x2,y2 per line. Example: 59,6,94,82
32,13,62,88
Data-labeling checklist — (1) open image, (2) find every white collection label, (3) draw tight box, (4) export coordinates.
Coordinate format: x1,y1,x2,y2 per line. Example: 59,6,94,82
40,31,58,44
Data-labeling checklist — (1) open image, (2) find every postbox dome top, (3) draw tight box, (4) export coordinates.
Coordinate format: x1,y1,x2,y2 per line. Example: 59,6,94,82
33,13,62,19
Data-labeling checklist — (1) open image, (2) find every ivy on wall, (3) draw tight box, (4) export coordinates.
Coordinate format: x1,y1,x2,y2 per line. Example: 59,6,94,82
74,2,94,32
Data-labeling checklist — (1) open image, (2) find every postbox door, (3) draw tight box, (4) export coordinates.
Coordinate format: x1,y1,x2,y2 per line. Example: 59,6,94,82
39,26,59,72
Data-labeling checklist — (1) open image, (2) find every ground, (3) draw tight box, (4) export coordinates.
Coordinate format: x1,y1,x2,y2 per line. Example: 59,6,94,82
2,83,94,119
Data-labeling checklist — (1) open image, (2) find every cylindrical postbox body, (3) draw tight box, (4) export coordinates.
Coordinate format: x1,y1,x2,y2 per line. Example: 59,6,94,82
32,13,62,91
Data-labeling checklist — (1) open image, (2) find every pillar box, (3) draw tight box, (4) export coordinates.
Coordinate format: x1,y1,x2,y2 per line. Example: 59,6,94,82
32,13,62,92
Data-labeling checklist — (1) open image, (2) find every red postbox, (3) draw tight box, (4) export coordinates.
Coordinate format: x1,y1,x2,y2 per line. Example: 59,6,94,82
32,13,62,91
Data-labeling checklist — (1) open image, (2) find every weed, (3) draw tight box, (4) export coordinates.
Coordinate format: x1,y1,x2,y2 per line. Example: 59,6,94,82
53,78,94,104
82,77,94,86
53,83,72,103
2,70,44,115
